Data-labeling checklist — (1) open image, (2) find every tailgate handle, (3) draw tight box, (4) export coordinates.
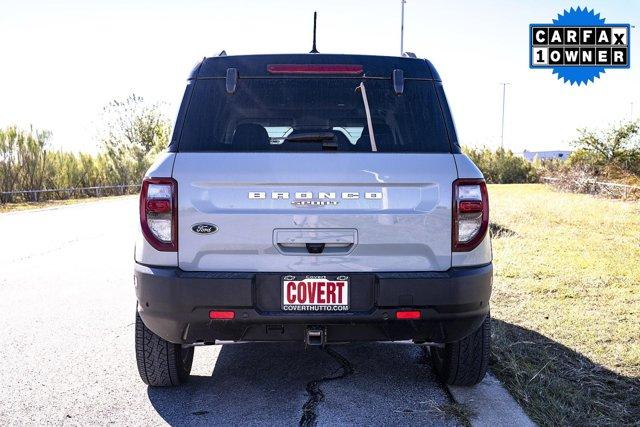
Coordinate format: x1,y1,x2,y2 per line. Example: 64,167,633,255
305,243,325,254
274,229,357,256
276,241,353,255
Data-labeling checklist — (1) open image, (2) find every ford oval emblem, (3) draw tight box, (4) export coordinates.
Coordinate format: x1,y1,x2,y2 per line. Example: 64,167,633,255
191,223,218,234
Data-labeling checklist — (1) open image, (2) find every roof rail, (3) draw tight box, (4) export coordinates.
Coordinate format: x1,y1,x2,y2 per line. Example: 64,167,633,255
402,52,417,58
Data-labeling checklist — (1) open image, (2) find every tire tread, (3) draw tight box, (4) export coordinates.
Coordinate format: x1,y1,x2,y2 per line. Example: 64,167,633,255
135,311,192,387
432,314,490,386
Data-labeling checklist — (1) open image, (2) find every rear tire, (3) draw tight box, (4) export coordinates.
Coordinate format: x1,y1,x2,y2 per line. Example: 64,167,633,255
135,310,194,387
431,313,490,386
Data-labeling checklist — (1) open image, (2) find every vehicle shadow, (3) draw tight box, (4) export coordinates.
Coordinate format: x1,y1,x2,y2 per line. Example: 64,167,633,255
147,342,456,426
490,318,640,425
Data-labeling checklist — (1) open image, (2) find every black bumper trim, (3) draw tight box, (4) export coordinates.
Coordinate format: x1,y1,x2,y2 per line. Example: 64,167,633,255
135,263,492,344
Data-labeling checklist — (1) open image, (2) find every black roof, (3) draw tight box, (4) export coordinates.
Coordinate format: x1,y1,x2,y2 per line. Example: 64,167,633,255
189,53,441,81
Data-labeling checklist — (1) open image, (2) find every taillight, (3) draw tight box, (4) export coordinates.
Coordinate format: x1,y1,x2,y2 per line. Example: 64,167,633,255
452,179,489,252
140,178,177,252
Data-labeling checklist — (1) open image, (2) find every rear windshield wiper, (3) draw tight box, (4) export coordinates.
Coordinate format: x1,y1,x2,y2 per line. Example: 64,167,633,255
356,82,377,152
284,132,337,151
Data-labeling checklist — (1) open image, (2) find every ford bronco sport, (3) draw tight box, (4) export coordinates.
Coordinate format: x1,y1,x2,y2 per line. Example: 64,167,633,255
134,53,492,387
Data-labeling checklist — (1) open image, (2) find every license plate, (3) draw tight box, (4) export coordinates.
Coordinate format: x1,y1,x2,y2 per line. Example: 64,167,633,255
282,275,349,312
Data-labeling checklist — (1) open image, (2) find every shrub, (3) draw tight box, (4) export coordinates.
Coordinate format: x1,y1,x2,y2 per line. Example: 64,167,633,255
568,120,640,177
463,146,539,184
539,121,640,199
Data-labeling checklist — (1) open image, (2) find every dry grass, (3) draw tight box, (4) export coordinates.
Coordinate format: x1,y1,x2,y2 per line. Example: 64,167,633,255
432,401,474,427
488,184,640,426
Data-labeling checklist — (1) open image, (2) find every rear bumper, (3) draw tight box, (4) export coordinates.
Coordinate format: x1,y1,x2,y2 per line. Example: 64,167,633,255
135,263,492,344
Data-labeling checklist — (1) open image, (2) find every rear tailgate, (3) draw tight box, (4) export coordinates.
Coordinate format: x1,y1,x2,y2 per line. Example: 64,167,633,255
173,152,456,272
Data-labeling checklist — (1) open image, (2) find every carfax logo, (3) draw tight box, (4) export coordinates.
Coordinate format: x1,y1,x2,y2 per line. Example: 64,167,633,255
530,7,630,85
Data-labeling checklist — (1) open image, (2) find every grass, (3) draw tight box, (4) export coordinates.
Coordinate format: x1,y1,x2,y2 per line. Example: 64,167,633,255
488,184,640,426
433,401,474,427
0,194,136,213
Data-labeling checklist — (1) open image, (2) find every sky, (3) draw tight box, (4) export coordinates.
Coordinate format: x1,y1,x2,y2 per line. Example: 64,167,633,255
0,0,638,153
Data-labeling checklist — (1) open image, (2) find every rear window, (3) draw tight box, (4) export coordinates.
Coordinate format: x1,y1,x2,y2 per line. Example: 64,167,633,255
178,78,451,153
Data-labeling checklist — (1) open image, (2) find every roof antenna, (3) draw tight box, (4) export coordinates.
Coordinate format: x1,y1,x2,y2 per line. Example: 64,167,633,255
310,11,319,53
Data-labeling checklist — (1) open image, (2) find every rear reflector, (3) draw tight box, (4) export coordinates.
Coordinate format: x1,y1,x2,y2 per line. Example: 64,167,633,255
267,64,363,75
146,199,171,213
209,310,235,320
459,200,483,213
396,310,421,320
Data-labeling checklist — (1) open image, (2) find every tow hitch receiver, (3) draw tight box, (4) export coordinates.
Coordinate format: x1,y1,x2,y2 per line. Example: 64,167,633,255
306,327,326,346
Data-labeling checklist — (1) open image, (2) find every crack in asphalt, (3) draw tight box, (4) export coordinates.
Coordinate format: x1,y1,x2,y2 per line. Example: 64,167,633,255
299,347,355,427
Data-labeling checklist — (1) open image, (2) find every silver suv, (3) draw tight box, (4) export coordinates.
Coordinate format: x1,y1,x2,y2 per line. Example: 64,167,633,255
134,53,492,387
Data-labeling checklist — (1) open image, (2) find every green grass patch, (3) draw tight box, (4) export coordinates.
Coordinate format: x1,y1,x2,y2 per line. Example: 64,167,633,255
489,184,640,425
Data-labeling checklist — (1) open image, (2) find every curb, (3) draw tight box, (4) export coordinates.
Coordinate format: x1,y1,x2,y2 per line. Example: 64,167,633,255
447,373,535,427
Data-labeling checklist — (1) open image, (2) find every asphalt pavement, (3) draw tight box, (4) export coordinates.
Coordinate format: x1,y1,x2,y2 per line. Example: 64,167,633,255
0,197,459,426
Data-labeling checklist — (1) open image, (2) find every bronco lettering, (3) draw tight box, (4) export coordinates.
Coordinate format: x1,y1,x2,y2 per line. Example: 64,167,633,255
248,191,383,200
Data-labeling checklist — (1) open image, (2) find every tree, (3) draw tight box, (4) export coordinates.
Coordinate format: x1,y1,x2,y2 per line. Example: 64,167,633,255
570,120,640,175
0,126,51,201
0,127,19,199
99,94,171,184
